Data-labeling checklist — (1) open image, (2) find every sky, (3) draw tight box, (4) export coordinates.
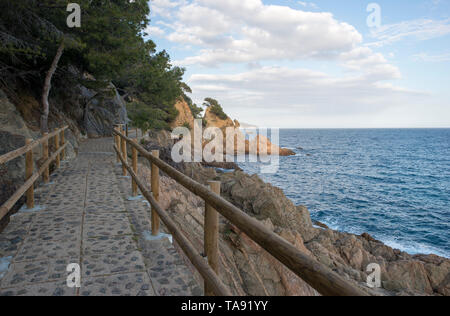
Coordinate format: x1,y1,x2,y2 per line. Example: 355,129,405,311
145,0,450,128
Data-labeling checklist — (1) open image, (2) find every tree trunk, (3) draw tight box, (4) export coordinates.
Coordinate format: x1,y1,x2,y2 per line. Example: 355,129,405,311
41,40,65,134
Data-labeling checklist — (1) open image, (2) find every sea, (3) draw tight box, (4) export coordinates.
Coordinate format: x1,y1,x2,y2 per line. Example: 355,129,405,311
238,129,450,258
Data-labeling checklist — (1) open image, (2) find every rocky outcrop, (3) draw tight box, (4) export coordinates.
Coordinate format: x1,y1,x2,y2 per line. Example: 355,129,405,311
247,135,295,157
136,133,449,296
138,164,320,296
203,107,295,157
170,98,195,130
81,82,128,138
204,107,235,130
0,88,79,230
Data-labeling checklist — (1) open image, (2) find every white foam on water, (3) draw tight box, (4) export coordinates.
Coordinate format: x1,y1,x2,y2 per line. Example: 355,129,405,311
380,238,449,259
311,217,450,259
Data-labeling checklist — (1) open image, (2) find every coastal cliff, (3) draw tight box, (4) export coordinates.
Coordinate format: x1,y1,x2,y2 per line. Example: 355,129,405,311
170,98,195,130
171,102,295,157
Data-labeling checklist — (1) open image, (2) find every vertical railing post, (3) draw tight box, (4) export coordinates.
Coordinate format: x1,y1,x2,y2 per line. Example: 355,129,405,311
126,124,129,137
42,133,49,184
114,126,121,163
132,138,138,197
151,150,160,236
54,128,60,169
204,180,221,296
60,128,65,161
121,134,128,176
25,139,35,209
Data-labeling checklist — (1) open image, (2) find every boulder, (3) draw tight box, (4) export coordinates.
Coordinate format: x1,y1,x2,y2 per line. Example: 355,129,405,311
383,260,433,294
82,82,128,137
0,89,39,222
414,254,450,295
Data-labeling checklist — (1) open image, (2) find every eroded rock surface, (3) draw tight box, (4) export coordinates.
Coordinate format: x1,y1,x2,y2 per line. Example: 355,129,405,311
138,133,449,296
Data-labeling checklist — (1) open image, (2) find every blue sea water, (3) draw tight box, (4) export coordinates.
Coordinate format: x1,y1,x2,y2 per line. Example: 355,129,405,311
238,129,450,258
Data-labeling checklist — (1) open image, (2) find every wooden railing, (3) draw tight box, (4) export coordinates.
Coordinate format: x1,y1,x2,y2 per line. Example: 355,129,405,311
113,126,369,297
0,126,69,221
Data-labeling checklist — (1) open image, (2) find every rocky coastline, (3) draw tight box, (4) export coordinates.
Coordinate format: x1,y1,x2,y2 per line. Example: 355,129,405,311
139,130,450,296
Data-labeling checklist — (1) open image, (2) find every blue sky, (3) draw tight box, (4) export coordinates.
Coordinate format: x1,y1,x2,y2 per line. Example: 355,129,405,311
146,0,450,128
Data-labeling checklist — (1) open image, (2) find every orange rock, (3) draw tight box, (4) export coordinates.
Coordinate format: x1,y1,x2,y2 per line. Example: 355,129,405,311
170,98,195,129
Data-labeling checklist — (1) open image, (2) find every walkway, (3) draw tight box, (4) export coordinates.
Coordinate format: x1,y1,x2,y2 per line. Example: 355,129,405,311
0,138,201,296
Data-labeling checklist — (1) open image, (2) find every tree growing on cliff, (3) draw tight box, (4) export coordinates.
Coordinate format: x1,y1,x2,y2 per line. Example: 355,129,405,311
0,1,67,132
41,39,65,133
1,0,187,133
203,98,228,120
182,94,203,119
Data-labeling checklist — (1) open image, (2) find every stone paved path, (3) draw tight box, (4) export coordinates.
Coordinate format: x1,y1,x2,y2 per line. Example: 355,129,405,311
0,138,201,296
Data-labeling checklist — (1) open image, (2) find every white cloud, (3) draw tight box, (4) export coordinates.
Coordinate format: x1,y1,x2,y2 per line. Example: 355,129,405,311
413,52,450,62
368,18,450,47
187,66,426,127
150,0,184,18
145,26,165,37
298,2,319,9
149,0,443,127
153,0,365,66
151,0,399,82
339,47,401,80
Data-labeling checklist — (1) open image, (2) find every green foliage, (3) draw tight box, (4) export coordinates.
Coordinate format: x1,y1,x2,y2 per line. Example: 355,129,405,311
183,95,203,119
182,122,192,130
189,103,204,119
127,101,171,133
203,98,228,120
0,0,189,132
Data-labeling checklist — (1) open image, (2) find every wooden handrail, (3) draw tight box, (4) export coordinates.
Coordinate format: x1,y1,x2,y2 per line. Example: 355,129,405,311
113,129,369,297
0,142,67,220
114,144,232,296
0,126,68,165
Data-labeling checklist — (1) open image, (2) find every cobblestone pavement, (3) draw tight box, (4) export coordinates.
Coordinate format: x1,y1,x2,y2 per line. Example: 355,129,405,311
0,138,201,296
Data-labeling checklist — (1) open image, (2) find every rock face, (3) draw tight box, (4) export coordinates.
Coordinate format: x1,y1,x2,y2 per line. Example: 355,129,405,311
204,106,235,130
203,108,295,157
138,165,320,296
81,82,128,138
170,98,195,130
0,66,126,230
137,133,449,296
248,135,295,157
0,89,77,230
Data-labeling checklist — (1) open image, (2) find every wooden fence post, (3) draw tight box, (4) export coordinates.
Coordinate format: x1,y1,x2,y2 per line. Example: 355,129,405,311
54,128,60,169
132,138,138,197
151,150,160,236
43,133,49,183
25,139,35,209
60,129,65,161
121,135,127,176
204,181,221,296
114,126,121,163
